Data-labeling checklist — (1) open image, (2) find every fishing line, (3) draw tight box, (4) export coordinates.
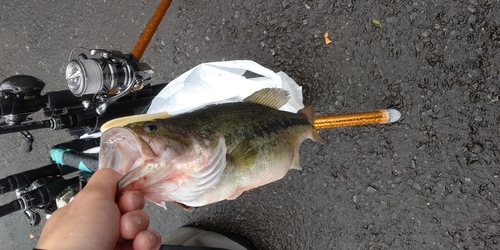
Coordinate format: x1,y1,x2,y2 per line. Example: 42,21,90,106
107,137,140,151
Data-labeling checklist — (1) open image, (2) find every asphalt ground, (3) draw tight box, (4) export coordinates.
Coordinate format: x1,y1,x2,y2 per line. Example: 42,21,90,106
1,0,500,249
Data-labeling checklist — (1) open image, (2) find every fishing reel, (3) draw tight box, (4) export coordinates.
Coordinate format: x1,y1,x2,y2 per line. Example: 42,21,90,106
65,48,154,114
0,75,46,125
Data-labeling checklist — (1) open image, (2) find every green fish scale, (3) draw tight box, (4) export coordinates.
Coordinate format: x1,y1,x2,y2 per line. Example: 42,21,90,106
172,102,311,148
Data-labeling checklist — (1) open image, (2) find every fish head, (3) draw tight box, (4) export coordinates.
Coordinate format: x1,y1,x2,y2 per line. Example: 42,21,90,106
99,122,163,175
99,119,227,206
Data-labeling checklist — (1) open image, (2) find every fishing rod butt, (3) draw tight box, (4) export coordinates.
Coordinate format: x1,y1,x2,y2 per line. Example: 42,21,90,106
0,199,22,218
314,109,402,130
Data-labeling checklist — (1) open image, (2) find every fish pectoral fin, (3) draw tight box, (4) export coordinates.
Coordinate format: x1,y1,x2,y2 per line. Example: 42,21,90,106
243,88,290,109
227,139,260,169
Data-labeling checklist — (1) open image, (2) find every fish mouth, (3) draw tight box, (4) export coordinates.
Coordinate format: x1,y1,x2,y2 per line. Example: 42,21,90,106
99,127,155,175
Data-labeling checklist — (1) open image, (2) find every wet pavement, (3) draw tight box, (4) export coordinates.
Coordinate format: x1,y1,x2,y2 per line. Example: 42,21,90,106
1,0,499,249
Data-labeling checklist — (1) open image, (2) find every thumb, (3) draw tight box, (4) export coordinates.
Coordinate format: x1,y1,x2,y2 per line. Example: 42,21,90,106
77,168,123,201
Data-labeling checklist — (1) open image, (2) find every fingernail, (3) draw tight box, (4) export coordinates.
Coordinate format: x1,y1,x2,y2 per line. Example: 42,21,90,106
132,214,142,226
144,230,160,245
125,215,142,232
126,214,142,231
145,231,154,241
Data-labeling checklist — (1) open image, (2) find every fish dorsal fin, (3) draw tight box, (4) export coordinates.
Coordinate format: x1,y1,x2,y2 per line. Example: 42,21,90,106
243,88,290,109
100,112,170,132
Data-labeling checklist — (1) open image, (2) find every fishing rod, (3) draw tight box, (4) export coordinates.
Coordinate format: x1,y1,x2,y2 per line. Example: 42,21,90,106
0,0,174,225
0,0,401,225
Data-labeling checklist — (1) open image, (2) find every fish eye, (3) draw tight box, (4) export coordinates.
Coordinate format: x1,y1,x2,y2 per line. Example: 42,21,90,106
143,123,158,133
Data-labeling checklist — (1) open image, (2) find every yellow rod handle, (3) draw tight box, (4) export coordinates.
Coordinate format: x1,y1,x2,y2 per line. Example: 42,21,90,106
314,109,400,130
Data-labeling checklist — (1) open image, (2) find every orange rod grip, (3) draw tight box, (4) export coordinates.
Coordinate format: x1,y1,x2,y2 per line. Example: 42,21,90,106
132,0,173,60
314,110,390,130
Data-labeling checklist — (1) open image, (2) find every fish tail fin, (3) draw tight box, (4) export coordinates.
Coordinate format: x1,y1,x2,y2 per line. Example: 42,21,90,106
298,105,316,125
298,105,325,143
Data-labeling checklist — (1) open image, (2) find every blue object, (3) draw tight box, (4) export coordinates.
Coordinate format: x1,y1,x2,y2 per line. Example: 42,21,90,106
78,161,92,172
50,148,70,165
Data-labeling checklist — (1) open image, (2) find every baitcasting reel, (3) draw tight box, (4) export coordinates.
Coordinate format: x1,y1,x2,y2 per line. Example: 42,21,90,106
65,48,154,114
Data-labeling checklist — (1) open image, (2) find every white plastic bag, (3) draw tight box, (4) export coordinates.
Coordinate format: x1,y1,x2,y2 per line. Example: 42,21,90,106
147,60,304,115
84,61,304,154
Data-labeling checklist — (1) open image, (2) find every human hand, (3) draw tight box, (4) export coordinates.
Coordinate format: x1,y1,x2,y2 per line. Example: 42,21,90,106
36,168,162,250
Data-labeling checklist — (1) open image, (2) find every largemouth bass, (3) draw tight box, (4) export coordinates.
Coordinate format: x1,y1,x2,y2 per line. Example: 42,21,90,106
99,88,323,208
